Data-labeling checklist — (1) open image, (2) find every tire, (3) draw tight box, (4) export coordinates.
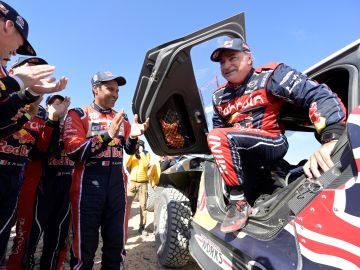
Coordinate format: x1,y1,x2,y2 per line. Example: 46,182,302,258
154,186,191,267
146,183,155,212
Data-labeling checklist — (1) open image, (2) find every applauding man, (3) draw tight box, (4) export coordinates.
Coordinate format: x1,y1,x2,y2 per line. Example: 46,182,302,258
63,71,149,269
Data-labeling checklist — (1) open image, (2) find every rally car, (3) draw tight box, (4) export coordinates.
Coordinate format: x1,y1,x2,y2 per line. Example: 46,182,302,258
132,12,360,270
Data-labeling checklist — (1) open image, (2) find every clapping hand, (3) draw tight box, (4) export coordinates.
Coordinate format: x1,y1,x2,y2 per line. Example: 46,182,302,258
47,97,71,121
31,76,68,95
130,114,149,138
108,109,125,138
12,63,68,95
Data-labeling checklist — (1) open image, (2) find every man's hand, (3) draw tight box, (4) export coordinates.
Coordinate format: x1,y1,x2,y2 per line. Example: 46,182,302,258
27,97,43,118
108,109,125,138
47,97,71,121
303,140,337,179
12,64,56,87
11,107,27,121
130,114,149,138
31,76,68,95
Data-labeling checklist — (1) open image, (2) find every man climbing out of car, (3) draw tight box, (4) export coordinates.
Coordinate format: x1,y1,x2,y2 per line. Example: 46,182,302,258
207,37,347,233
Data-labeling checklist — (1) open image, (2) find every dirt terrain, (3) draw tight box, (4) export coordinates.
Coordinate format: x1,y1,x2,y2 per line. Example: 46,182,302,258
3,201,201,270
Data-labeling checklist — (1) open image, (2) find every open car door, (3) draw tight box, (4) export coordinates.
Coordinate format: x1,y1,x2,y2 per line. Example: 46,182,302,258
132,13,246,156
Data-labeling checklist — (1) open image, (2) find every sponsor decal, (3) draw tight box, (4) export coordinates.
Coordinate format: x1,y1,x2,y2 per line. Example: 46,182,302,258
0,4,9,15
217,93,265,117
208,135,228,175
259,71,271,88
0,140,29,156
228,112,253,125
48,155,74,166
15,15,25,29
194,233,233,270
223,40,234,48
95,147,123,158
279,70,303,93
88,120,112,136
0,81,6,90
247,79,258,89
12,129,35,144
309,102,326,133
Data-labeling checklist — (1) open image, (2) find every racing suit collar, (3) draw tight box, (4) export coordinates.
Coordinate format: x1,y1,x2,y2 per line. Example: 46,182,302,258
91,102,113,114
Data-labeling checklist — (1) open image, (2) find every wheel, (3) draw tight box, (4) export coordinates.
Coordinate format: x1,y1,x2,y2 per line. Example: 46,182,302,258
146,183,155,212
154,186,191,267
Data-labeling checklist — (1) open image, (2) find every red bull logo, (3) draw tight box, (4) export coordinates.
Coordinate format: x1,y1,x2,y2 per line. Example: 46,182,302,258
309,102,326,133
309,102,321,124
12,129,36,144
228,112,253,124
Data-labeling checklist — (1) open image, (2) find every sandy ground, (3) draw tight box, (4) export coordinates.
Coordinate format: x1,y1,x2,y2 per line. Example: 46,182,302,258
3,201,201,270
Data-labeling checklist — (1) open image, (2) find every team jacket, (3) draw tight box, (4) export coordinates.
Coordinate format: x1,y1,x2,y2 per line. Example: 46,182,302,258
0,66,40,136
212,63,347,141
63,103,137,165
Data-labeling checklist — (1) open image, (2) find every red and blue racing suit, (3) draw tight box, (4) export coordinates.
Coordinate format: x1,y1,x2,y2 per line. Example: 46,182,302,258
63,103,137,269
208,63,347,202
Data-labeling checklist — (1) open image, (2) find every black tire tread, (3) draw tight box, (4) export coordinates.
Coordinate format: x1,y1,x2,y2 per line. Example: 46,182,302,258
155,187,191,267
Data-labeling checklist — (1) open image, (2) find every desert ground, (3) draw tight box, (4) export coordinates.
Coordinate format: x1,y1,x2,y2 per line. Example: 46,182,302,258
3,201,200,270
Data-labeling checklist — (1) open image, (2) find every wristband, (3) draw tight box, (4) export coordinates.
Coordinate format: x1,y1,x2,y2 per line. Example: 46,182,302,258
321,133,340,144
25,87,41,96
11,75,25,90
24,112,32,120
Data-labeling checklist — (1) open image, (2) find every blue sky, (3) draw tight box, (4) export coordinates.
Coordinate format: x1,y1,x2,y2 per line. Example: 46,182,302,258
8,0,360,163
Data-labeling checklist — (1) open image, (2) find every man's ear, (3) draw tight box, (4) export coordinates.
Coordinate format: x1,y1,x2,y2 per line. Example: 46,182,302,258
247,52,253,65
92,85,98,96
4,20,15,34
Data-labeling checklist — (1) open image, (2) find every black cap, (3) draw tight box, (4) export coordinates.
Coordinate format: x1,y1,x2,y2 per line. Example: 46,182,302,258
210,38,250,62
10,56,47,69
91,71,126,86
46,94,64,105
0,1,36,56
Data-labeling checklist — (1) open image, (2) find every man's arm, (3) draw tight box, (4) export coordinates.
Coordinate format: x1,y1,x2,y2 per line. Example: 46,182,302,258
0,71,22,99
268,64,347,178
0,113,31,139
28,118,60,160
0,87,40,132
268,64,346,135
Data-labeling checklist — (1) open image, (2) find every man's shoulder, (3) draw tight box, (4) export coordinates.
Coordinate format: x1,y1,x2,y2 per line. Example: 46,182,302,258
213,82,228,94
68,108,85,118
255,62,281,73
